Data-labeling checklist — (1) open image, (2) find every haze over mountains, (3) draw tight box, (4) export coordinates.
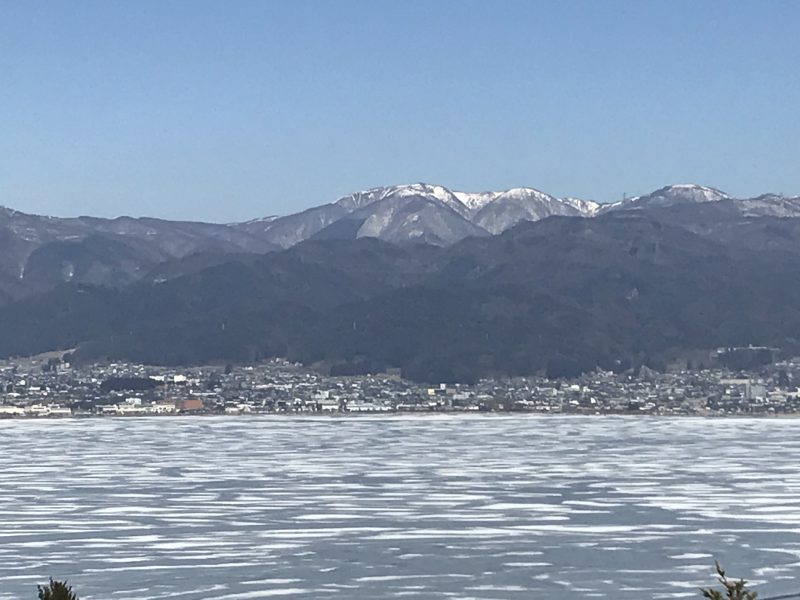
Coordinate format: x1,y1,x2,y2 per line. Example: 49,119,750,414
2,182,800,381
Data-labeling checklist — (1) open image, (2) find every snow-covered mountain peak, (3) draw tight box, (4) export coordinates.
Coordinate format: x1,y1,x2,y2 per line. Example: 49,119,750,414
495,187,554,202
645,184,729,203
560,197,601,216
472,187,595,234
452,191,500,212
335,183,470,218
329,183,607,239
391,182,451,200
733,194,800,218
334,186,391,212
335,183,604,218
660,184,729,201
606,184,730,212
255,181,800,249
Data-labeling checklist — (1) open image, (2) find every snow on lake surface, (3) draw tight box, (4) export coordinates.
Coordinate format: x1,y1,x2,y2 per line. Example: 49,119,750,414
1,415,800,599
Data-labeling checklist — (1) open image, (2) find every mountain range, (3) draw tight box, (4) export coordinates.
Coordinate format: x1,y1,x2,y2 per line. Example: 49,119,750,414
4,182,800,306
2,182,800,381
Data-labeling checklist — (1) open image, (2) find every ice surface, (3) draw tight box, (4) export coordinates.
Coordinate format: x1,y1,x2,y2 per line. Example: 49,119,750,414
1,416,798,599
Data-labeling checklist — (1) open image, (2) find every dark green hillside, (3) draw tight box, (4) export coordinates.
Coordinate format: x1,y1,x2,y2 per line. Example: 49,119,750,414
3,206,800,381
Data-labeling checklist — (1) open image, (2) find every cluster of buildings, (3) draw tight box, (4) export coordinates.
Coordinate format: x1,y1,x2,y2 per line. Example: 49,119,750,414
2,354,800,418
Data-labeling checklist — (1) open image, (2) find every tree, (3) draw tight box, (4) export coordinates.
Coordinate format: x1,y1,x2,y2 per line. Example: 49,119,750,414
700,562,757,599
37,578,78,600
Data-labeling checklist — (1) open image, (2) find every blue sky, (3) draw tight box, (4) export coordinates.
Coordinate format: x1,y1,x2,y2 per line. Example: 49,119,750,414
1,0,799,221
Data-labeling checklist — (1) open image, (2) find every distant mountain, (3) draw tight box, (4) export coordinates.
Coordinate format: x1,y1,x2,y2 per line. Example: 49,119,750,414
277,181,800,249
452,190,499,213
231,182,800,250
312,188,488,246
337,183,472,217
239,183,479,248
733,194,800,218
601,184,730,212
0,207,278,305
231,182,603,248
5,201,800,382
472,187,599,234
234,203,349,248
608,184,800,219
3,179,800,326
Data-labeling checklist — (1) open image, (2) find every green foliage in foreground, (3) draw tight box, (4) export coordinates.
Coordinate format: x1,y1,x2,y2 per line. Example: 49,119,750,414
700,562,758,599
37,579,78,600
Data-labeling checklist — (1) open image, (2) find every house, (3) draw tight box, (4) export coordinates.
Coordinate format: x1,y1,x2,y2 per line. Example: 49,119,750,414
176,398,204,412
0,406,24,417
318,397,340,412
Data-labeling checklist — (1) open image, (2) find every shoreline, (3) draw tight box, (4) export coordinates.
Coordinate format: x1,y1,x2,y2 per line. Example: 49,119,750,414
3,410,800,420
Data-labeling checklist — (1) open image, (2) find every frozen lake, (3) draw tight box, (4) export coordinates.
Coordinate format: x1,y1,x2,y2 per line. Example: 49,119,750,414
1,415,799,599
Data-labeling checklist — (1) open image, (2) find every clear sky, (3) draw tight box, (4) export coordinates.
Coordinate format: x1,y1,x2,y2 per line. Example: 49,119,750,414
1,0,799,222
